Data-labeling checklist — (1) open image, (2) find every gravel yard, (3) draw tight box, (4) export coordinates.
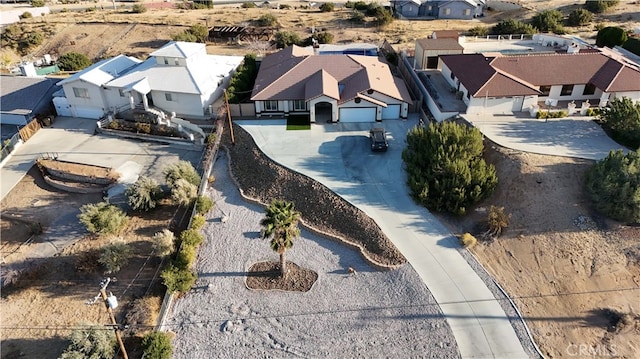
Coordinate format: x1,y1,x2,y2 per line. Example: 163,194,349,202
167,153,459,358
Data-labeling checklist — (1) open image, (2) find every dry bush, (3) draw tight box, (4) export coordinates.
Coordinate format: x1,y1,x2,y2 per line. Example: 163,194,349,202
75,248,102,273
124,296,162,336
460,232,477,248
152,229,175,257
486,205,511,238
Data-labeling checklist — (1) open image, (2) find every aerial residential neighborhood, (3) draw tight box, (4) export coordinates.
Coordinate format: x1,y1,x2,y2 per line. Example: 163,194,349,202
1,0,639,358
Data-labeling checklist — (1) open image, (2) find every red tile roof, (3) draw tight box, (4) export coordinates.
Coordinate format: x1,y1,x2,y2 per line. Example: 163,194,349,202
251,45,412,104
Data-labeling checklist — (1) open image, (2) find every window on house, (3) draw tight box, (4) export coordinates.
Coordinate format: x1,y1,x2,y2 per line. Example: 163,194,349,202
427,5,432,10
444,8,451,15
450,71,455,80
174,58,180,66
165,93,173,101
560,84,574,96
293,100,306,111
464,8,471,16
119,89,126,97
264,100,278,111
539,85,551,96
583,83,596,95
466,92,470,99
73,87,89,98
164,58,169,65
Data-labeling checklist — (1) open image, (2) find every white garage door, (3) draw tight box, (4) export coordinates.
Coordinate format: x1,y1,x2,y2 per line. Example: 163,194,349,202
339,107,376,122
382,104,400,120
73,106,104,119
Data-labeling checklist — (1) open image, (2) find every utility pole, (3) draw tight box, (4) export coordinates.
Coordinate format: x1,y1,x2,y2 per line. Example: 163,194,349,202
223,89,235,145
89,278,129,359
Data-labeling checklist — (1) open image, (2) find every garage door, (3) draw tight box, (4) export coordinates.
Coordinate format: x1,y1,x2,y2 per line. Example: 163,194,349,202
73,106,104,119
381,105,400,120
339,107,376,122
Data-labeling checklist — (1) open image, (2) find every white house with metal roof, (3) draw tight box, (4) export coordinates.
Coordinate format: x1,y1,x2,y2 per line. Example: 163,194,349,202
55,42,244,120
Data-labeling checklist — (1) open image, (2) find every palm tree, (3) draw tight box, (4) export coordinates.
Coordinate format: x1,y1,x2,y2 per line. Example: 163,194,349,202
260,199,301,277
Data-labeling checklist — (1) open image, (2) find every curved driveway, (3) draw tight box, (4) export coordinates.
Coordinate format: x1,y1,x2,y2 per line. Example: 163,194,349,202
238,119,529,359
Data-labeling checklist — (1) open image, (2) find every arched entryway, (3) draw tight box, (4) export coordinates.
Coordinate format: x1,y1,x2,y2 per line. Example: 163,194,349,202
314,102,333,123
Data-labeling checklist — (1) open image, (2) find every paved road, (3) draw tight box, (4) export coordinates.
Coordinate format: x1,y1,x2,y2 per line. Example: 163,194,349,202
238,119,530,359
463,114,626,160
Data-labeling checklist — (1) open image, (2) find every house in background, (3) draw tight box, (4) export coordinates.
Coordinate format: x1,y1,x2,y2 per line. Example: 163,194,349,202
439,48,640,115
393,0,485,19
55,41,244,120
251,45,412,123
1,76,59,126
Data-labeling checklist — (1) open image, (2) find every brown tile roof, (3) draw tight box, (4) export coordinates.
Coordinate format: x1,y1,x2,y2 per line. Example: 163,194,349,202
415,38,464,51
251,45,412,104
440,50,640,97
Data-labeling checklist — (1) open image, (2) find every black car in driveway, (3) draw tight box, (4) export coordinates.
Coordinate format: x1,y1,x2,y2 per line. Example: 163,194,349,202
369,127,388,152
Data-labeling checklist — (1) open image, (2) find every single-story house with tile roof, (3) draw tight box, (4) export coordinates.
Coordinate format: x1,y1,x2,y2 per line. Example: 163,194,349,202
55,41,243,120
251,45,412,123
439,48,640,115
1,75,59,125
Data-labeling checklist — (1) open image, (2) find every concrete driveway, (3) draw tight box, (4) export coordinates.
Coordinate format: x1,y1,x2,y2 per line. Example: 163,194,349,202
237,119,529,359
463,114,627,160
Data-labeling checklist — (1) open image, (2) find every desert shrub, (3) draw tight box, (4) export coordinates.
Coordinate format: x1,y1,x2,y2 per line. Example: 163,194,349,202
531,9,564,33
19,12,32,19
142,331,173,359
171,179,197,206
345,1,368,10
257,13,277,26
75,249,101,272
175,244,196,268
172,24,208,43
206,133,216,144
274,31,302,48
1,24,44,55
99,238,132,273
536,110,568,119
31,0,45,6
402,121,498,215
460,233,477,248
241,2,256,8
153,229,175,257
195,195,214,215
315,31,334,44
568,8,593,26
487,205,511,237
371,6,393,26
586,150,640,223
468,26,489,37
349,10,365,23
597,97,640,149
585,107,601,117
124,297,161,336
78,202,128,235
58,52,92,71
161,263,196,293
131,4,146,13
279,4,291,9
584,0,618,13
190,214,206,230
180,228,204,247
126,176,163,211
164,160,200,188
492,19,536,35
596,26,628,48
60,323,115,359
319,2,334,12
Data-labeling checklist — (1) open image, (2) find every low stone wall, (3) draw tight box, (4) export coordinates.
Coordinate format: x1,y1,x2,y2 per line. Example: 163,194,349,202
43,167,115,185
43,175,111,194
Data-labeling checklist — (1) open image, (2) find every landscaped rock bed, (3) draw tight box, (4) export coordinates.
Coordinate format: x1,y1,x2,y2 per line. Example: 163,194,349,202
223,124,406,268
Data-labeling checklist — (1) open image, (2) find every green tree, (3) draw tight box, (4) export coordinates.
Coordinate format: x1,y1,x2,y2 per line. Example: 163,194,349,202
164,160,201,188
622,37,640,56
257,13,278,26
402,122,498,215
126,176,163,211
531,10,564,33
58,52,92,71
319,2,334,12
586,150,640,223
161,263,196,292
492,19,537,35
189,24,209,42
195,195,214,215
596,26,628,48
349,10,365,23
78,202,128,235
99,238,132,273
260,199,301,277
371,5,393,26
568,8,593,26
468,26,489,36
274,31,301,48
598,97,640,149
584,0,619,13
60,323,116,359
227,54,258,103
172,31,197,42
142,331,173,359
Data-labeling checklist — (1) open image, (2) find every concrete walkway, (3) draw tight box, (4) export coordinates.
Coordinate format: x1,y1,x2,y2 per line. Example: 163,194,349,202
238,119,529,359
463,114,627,160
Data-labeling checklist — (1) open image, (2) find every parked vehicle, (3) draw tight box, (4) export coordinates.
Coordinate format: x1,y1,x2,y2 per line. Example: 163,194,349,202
369,127,388,152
